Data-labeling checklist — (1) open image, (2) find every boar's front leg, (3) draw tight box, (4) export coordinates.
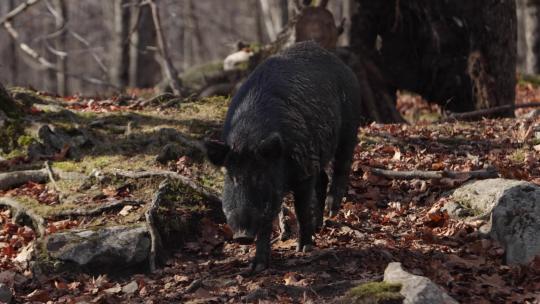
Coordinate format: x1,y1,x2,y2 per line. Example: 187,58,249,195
250,221,272,273
292,177,317,252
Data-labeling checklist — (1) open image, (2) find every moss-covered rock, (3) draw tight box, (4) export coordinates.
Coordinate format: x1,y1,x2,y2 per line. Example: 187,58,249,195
339,282,404,304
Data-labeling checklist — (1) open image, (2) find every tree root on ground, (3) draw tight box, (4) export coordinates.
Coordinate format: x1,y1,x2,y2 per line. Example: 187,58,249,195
53,199,146,219
0,197,46,236
368,166,498,180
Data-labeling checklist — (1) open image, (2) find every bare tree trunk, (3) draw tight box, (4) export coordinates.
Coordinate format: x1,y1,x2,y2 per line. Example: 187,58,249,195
53,0,68,95
516,0,540,74
148,0,182,96
111,0,130,90
183,0,193,70
260,0,278,41
129,4,160,88
255,0,266,43
190,1,210,64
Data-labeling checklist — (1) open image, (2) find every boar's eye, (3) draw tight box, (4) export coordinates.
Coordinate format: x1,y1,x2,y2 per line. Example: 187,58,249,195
204,140,230,166
257,133,282,159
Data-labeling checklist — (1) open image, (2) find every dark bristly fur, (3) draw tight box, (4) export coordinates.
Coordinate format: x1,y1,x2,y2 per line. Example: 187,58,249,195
205,41,362,273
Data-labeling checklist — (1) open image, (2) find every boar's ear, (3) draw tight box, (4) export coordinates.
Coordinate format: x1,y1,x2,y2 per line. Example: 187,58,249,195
257,133,282,159
204,140,230,167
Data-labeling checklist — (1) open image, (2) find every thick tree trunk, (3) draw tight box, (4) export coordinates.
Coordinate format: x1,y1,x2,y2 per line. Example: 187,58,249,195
351,0,517,116
129,4,160,88
2,0,18,85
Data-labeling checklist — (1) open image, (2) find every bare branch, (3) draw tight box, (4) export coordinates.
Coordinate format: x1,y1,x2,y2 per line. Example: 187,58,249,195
443,102,540,122
0,0,42,25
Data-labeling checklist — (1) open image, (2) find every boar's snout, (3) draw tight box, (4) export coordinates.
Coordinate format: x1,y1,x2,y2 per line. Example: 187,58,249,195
226,207,261,244
233,230,256,244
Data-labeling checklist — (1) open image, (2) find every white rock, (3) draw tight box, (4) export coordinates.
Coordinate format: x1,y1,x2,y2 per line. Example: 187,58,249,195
450,178,540,264
384,262,458,304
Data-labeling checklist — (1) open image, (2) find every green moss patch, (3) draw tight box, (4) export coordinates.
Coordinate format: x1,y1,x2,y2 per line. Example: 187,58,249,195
341,282,404,304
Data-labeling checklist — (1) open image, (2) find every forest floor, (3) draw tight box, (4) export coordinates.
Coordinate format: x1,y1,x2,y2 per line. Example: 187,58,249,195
1,84,540,303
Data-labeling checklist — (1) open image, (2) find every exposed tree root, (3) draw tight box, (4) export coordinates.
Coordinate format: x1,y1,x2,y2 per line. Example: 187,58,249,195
368,166,498,180
0,197,46,236
53,199,145,219
145,180,169,273
111,169,221,204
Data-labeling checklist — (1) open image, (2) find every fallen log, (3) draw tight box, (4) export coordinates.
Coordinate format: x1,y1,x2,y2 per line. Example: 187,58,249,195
443,102,540,122
368,167,498,180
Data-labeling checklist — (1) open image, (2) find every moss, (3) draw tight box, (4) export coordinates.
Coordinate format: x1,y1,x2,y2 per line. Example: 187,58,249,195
341,282,404,304
181,61,225,90
508,149,527,164
0,119,27,155
17,134,35,147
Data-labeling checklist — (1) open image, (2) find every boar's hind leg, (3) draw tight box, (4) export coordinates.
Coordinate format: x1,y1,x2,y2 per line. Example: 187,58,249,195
314,170,328,231
292,177,317,252
326,126,357,217
251,222,272,273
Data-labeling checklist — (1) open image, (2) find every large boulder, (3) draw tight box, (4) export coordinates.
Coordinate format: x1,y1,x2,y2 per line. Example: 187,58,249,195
40,224,150,271
448,178,540,264
383,262,458,304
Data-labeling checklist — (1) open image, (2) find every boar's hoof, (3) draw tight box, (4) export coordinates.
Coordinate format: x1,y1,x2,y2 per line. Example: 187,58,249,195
296,243,314,253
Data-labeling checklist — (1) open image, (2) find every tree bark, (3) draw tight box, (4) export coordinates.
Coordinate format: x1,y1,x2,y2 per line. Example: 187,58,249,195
2,0,18,85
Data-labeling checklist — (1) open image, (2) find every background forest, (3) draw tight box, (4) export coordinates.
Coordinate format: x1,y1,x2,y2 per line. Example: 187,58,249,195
0,1,539,303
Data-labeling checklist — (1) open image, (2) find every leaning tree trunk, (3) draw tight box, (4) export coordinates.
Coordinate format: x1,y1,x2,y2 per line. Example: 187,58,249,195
351,0,517,116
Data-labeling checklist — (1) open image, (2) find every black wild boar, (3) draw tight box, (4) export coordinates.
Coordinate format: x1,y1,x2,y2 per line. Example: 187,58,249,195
205,41,362,272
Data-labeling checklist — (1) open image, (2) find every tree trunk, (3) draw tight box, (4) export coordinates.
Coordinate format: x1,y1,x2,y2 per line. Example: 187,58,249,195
111,0,131,90
129,4,160,88
351,0,517,116
2,0,18,85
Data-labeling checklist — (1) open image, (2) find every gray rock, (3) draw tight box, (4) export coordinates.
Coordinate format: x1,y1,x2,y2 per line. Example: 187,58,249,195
0,283,12,304
384,262,457,304
42,224,150,270
450,178,540,264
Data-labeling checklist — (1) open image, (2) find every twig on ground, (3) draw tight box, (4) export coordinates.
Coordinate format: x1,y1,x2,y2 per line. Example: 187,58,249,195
368,166,498,180
0,197,46,236
145,180,169,272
